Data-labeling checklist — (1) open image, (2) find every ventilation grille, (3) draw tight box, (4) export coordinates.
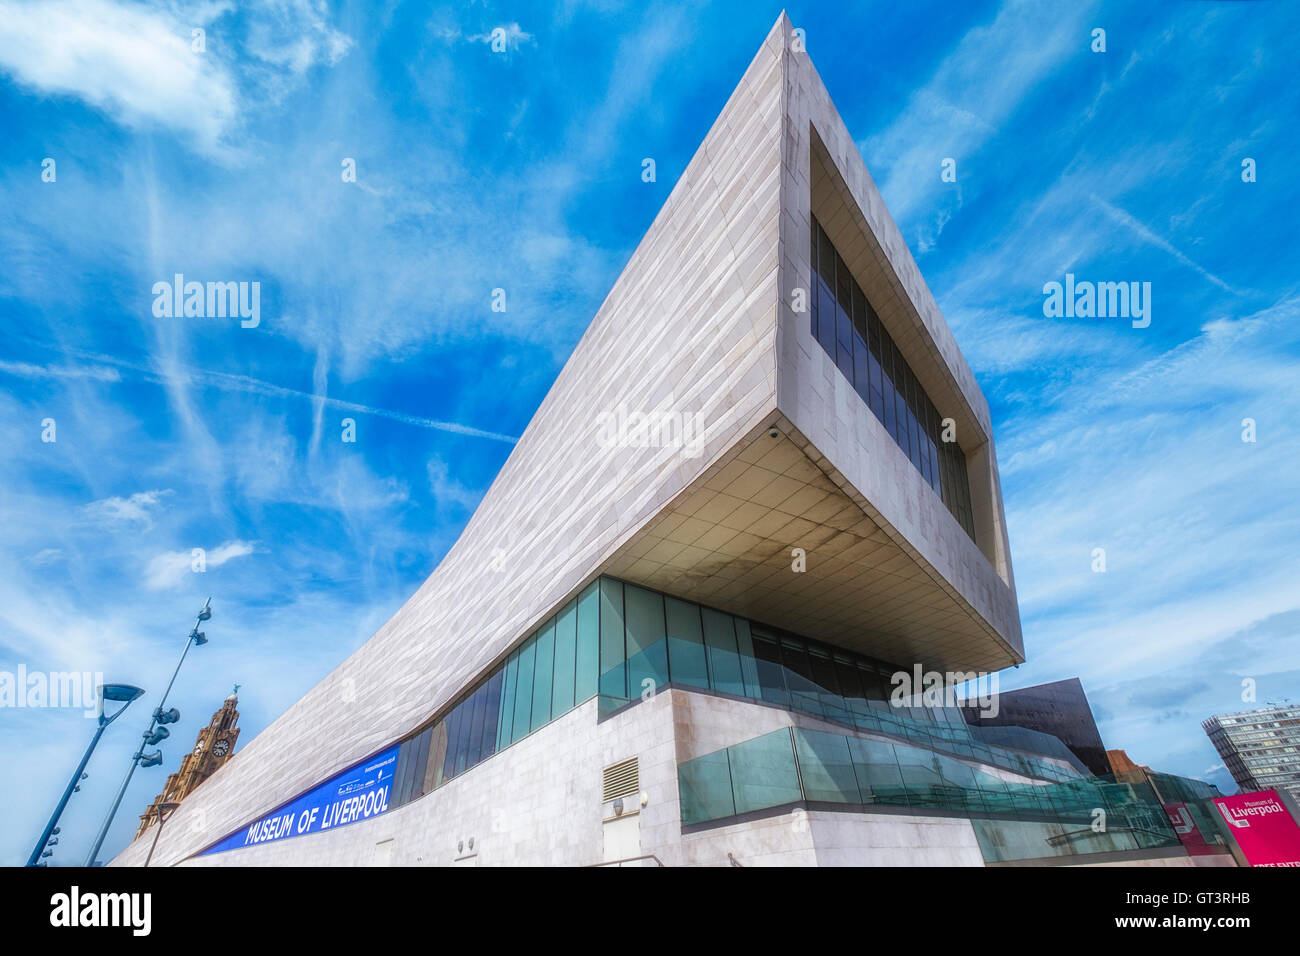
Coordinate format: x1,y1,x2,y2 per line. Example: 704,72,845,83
602,757,639,802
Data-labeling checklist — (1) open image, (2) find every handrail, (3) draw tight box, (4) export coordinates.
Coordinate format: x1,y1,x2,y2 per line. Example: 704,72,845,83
590,854,664,867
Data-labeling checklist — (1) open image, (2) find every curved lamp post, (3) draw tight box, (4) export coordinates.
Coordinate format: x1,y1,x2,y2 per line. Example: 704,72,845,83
26,682,145,867
84,598,212,866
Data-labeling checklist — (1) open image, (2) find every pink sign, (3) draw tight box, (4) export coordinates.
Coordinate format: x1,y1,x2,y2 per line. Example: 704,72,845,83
1213,790,1300,867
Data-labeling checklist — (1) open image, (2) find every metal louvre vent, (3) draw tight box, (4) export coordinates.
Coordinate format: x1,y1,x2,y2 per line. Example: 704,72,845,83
602,757,639,803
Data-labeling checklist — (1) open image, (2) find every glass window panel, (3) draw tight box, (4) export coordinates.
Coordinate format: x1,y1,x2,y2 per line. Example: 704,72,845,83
624,584,668,696
868,308,885,420
881,343,899,441
750,634,789,706
848,737,907,806
851,283,868,339
496,651,517,750
852,330,871,407
511,636,536,744
858,662,889,700
817,276,837,358
530,621,555,733
809,224,820,342
893,350,911,461
479,669,503,763
895,744,946,807
733,618,761,699
392,736,413,806
598,577,626,700
441,708,459,783
679,749,736,825
551,600,577,717
665,595,709,689
451,701,469,778
464,684,487,770
702,607,745,696
817,222,835,286
833,655,864,700
837,341,854,382
428,719,448,790
575,582,599,703
794,728,861,803
807,648,840,696
730,730,802,814
780,639,823,715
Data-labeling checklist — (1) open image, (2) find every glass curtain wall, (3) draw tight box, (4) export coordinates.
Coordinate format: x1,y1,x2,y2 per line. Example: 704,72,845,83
678,726,1200,864
352,577,1087,819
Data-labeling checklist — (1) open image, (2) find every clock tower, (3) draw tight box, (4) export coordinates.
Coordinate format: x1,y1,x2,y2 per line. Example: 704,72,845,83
135,686,242,838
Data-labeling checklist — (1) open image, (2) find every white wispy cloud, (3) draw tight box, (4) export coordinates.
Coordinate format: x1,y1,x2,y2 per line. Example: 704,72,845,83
0,0,352,156
144,539,256,590
81,489,174,528
0,360,121,382
52,348,520,443
0,0,238,152
861,0,1098,238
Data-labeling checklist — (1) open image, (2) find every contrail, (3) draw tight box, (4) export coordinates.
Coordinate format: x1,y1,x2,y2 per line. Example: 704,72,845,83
10,347,520,444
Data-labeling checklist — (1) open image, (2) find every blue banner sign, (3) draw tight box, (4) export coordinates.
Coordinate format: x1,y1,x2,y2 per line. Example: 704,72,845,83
200,745,399,855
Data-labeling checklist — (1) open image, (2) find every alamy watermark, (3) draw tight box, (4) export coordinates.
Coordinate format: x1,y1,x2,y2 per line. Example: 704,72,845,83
152,274,261,328
596,401,705,458
1042,273,1150,329
890,666,1000,718
1,666,105,716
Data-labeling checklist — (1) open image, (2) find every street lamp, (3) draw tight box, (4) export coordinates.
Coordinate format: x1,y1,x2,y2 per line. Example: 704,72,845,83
143,801,181,868
84,598,213,866
26,682,144,867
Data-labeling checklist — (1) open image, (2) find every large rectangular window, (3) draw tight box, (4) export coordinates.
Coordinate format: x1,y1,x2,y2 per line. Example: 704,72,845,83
625,584,669,694
530,621,554,733
702,607,745,697
575,582,599,703
809,216,975,540
665,596,709,689
551,599,577,717
599,577,626,699
512,635,536,744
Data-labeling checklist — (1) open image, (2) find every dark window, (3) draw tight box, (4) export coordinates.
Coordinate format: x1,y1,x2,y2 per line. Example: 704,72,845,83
750,634,790,706
808,217,975,541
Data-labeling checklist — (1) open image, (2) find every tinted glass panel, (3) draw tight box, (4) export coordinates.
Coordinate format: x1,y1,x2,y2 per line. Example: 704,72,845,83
575,582,599,703
701,607,744,696
665,596,709,689
750,634,789,706
599,577,626,699
530,622,554,733
624,584,668,694
552,600,577,717
512,636,535,743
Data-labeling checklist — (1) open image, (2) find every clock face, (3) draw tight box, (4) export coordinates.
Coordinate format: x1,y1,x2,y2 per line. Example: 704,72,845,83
212,739,230,757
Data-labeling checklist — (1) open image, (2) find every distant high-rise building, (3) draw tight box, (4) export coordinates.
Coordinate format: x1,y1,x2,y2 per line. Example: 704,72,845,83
1203,703,1300,803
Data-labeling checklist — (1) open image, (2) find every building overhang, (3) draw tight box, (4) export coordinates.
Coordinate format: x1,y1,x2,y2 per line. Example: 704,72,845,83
603,415,1023,673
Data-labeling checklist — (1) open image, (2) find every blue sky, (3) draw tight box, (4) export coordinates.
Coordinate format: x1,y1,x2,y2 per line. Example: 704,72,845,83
1,0,1297,866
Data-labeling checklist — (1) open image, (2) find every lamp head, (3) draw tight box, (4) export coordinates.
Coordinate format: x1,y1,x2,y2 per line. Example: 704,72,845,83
101,683,145,703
